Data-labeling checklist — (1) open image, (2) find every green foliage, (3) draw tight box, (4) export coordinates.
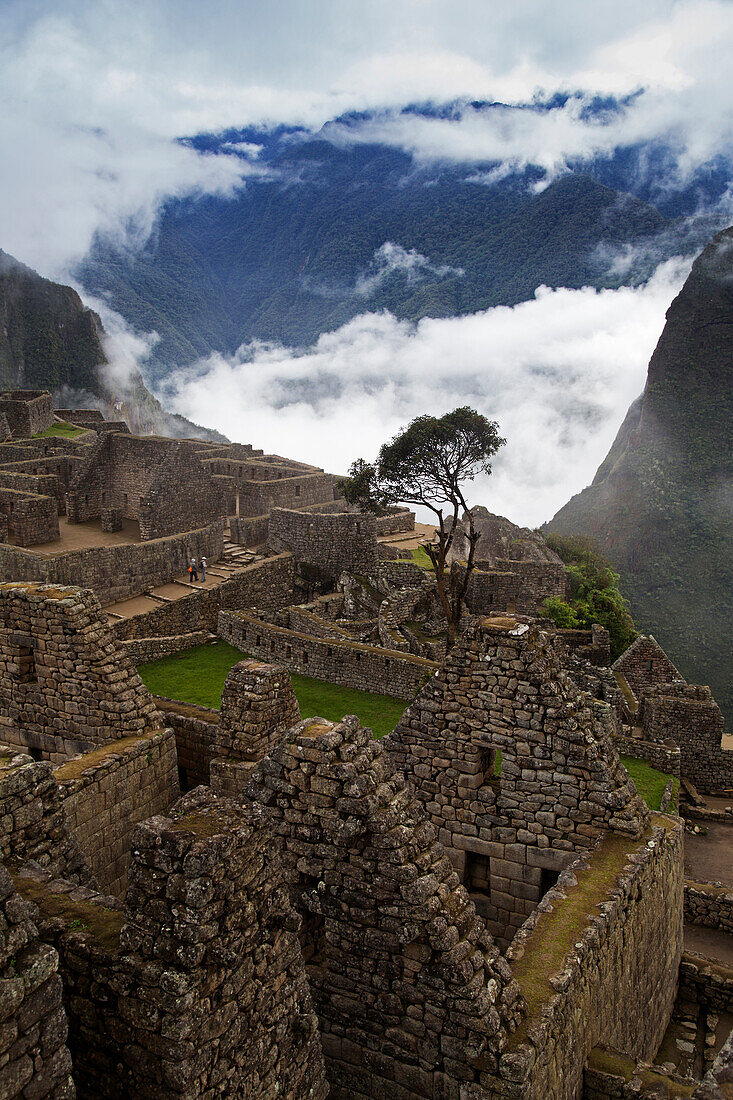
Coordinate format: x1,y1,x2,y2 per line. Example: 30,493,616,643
138,641,408,738
543,533,637,659
341,407,505,645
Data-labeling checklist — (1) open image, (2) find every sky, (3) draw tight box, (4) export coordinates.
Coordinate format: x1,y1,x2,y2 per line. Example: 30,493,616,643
1,0,731,522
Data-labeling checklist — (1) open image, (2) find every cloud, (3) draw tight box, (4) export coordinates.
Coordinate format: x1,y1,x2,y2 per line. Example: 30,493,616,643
1,1,733,280
158,257,689,528
354,243,463,297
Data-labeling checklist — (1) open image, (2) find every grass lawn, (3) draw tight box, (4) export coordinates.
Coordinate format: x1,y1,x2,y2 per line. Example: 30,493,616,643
410,546,433,570
138,641,409,738
620,755,677,811
33,421,87,439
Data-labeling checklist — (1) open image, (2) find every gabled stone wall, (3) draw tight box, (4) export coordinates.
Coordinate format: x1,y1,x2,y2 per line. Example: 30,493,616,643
612,634,684,703
385,617,649,945
0,583,162,761
245,714,525,1098
11,793,329,1099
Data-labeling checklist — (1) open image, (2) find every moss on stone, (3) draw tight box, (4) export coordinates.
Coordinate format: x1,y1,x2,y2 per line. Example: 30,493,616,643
12,874,123,954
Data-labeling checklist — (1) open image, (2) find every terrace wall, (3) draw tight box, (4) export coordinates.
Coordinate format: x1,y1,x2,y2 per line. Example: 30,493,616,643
218,609,436,700
113,552,294,639
0,520,225,605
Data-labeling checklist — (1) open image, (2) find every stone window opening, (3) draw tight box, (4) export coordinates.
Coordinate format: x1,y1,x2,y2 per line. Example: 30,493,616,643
645,659,654,671
15,642,38,685
256,634,261,646
302,651,309,664
295,484,301,497
286,644,292,658
478,745,500,788
326,647,333,657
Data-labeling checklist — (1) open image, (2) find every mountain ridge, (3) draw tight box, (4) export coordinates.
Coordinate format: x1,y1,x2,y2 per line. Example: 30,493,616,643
547,225,733,725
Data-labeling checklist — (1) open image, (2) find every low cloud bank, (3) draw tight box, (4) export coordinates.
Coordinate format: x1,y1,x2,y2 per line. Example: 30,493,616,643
158,259,688,528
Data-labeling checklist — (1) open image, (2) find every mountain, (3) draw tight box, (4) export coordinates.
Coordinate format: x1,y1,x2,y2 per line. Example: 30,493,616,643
78,116,728,379
546,226,733,726
0,250,226,441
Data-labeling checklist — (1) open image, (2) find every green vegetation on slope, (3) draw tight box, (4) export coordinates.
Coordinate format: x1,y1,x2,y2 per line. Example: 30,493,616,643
138,641,408,738
541,533,637,660
620,755,677,812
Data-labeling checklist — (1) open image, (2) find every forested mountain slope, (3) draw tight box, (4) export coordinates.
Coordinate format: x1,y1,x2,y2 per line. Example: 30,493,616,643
78,128,687,377
0,250,225,441
547,226,733,726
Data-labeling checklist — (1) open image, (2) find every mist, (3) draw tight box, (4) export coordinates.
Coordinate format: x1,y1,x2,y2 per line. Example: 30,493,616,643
157,257,689,528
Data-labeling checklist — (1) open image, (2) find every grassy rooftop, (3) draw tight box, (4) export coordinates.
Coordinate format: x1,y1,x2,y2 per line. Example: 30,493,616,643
138,640,409,738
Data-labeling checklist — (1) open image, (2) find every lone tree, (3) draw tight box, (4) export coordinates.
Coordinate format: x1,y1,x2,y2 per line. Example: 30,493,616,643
340,406,505,646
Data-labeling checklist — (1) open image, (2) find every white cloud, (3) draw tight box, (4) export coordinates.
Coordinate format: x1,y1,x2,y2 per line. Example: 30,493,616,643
1,1,732,279
158,257,689,528
353,242,463,297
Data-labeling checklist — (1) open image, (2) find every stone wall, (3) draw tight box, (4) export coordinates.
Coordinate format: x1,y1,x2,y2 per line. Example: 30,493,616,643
0,583,162,762
114,552,294,639
0,390,54,438
679,955,733,1017
612,635,684,703
13,793,328,1099
0,863,75,1099
245,714,525,1099
0,521,225,606
374,508,415,535
499,816,684,1100
0,757,92,885
66,434,231,540
120,631,209,663
684,881,733,932
385,618,649,945
0,469,64,512
229,512,269,546
238,471,341,515
0,485,59,546
464,558,567,616
268,507,380,579
613,733,681,776
151,696,219,788
219,608,437,701
640,682,731,791
55,728,180,897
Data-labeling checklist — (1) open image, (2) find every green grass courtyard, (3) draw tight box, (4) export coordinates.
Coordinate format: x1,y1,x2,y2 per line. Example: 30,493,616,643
138,641,409,738
137,642,677,808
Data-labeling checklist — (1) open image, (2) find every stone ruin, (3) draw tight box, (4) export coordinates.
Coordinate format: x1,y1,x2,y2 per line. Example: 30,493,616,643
0,392,731,1097
0,580,705,1100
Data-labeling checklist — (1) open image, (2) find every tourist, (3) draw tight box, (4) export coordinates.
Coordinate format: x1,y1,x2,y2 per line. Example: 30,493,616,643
189,558,198,582
200,556,207,582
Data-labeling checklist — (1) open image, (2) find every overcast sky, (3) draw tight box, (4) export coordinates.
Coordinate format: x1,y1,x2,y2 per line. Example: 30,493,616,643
1,0,730,522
